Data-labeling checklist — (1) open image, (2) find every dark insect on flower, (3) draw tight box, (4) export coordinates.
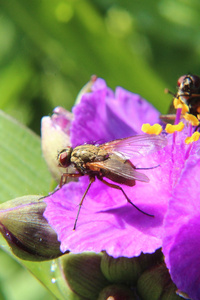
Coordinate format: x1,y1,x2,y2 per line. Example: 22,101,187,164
162,74,200,121
57,134,167,230
176,74,200,116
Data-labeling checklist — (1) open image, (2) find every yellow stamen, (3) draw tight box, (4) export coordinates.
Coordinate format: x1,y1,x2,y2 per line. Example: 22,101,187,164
183,114,199,127
165,122,184,134
173,97,189,114
141,123,163,135
185,132,200,144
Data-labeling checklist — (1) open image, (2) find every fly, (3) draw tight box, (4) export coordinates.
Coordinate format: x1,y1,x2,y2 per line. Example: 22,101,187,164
161,74,200,123
57,134,167,229
176,74,200,116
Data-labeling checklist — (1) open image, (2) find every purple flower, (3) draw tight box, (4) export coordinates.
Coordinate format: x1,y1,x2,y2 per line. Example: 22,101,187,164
43,78,168,258
70,78,160,146
162,152,200,300
42,77,200,299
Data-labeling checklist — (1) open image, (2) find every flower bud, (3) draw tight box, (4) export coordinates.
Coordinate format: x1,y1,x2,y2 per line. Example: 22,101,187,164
137,262,180,300
41,106,73,182
60,252,109,299
101,252,142,285
97,284,136,300
161,285,184,300
101,249,163,285
0,195,64,261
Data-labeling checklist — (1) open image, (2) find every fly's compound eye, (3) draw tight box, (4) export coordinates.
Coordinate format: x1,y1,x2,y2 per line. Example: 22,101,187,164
177,75,187,87
57,147,72,168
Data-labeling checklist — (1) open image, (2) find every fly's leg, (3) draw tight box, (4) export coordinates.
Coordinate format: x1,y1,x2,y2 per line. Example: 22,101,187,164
73,176,95,230
59,173,82,188
99,178,154,217
39,173,82,201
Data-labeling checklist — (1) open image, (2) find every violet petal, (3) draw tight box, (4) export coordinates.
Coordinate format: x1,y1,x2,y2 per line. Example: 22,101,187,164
163,155,200,300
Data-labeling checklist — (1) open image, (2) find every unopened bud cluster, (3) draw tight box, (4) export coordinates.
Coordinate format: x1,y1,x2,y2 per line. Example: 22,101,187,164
58,250,182,300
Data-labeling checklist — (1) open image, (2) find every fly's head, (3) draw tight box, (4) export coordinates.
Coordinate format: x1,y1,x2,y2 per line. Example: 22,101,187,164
177,75,200,96
57,147,73,168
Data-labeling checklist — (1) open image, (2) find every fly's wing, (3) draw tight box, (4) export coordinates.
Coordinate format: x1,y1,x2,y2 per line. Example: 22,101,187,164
99,134,167,159
87,159,149,183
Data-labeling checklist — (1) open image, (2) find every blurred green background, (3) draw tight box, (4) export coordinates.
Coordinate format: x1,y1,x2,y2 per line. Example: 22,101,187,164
0,0,200,299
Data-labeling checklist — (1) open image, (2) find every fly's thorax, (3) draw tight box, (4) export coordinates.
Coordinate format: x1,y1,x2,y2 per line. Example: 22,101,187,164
70,144,108,169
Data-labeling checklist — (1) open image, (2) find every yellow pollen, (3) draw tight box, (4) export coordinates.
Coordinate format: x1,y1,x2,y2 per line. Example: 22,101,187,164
165,122,184,134
183,114,199,126
173,98,189,115
185,132,200,144
141,123,163,135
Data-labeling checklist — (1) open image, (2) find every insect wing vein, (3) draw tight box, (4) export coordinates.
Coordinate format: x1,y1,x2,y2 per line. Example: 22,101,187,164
100,134,167,159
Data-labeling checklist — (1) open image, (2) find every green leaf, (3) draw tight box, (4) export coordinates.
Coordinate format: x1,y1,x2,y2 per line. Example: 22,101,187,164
0,234,67,300
0,110,51,202
0,111,68,299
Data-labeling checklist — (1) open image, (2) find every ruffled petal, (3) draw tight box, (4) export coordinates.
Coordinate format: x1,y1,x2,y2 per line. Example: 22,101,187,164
163,155,200,300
